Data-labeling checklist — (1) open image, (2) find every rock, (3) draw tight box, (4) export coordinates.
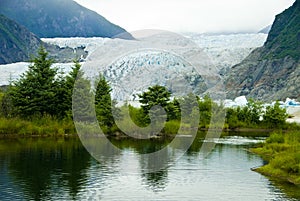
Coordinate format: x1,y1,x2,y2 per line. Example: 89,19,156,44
0,14,41,64
0,14,88,64
225,0,300,101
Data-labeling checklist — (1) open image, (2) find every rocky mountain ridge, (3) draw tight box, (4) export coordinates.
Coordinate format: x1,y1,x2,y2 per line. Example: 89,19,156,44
0,14,87,64
225,0,300,101
0,14,41,64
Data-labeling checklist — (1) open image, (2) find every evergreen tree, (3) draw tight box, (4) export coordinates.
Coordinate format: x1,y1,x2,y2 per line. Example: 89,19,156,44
179,93,198,118
53,70,70,119
8,46,59,118
66,61,81,91
198,94,213,127
0,89,6,117
1,87,14,118
138,85,171,124
64,61,82,117
138,85,171,111
166,98,181,121
95,74,119,133
72,68,94,122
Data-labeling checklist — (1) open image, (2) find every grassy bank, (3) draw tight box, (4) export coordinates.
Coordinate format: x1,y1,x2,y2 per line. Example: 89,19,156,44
0,117,76,136
0,115,299,137
251,131,300,185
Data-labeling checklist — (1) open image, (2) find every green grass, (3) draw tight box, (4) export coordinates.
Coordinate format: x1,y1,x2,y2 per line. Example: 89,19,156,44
1,114,298,137
251,131,300,185
0,116,76,136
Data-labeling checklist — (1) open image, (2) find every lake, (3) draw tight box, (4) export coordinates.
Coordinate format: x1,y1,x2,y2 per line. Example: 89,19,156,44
0,132,299,200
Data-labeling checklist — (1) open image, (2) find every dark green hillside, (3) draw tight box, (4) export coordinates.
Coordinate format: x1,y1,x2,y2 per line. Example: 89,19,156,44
264,0,300,60
0,0,133,39
0,14,87,64
0,14,41,64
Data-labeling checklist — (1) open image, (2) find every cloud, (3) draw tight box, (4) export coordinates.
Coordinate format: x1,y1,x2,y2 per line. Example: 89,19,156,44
74,0,295,33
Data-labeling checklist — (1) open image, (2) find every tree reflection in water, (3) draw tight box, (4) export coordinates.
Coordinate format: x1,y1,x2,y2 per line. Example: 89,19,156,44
6,138,91,200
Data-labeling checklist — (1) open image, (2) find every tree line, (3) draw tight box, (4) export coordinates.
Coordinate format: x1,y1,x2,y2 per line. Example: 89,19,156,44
0,47,293,136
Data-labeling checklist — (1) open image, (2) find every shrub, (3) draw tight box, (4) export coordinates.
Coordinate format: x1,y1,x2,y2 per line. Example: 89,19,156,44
163,120,180,135
270,153,300,174
266,132,285,144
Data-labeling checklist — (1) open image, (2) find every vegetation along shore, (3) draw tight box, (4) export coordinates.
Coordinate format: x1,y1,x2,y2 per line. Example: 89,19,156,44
251,131,300,185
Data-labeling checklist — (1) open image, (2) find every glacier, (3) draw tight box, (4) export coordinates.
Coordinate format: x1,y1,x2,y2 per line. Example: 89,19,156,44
0,33,267,100
102,51,207,101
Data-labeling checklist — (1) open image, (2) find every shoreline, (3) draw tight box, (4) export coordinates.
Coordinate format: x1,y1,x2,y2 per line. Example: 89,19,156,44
250,131,300,186
0,127,275,138
251,166,300,186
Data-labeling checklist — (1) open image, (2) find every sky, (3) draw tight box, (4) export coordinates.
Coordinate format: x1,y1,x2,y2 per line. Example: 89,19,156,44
74,0,295,33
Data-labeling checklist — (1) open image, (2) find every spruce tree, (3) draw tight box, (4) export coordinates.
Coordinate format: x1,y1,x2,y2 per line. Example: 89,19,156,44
138,85,171,112
138,85,171,124
64,61,82,117
9,46,58,118
72,67,94,122
53,71,69,119
95,74,119,133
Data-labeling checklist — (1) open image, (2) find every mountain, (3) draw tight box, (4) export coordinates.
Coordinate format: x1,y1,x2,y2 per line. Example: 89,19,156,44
0,14,87,64
225,0,300,101
0,0,133,39
0,14,41,64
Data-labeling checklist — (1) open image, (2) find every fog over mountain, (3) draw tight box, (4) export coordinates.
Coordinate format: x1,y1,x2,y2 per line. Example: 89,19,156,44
74,0,295,33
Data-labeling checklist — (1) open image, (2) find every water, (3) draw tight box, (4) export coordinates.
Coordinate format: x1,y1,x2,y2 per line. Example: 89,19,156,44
0,133,299,201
